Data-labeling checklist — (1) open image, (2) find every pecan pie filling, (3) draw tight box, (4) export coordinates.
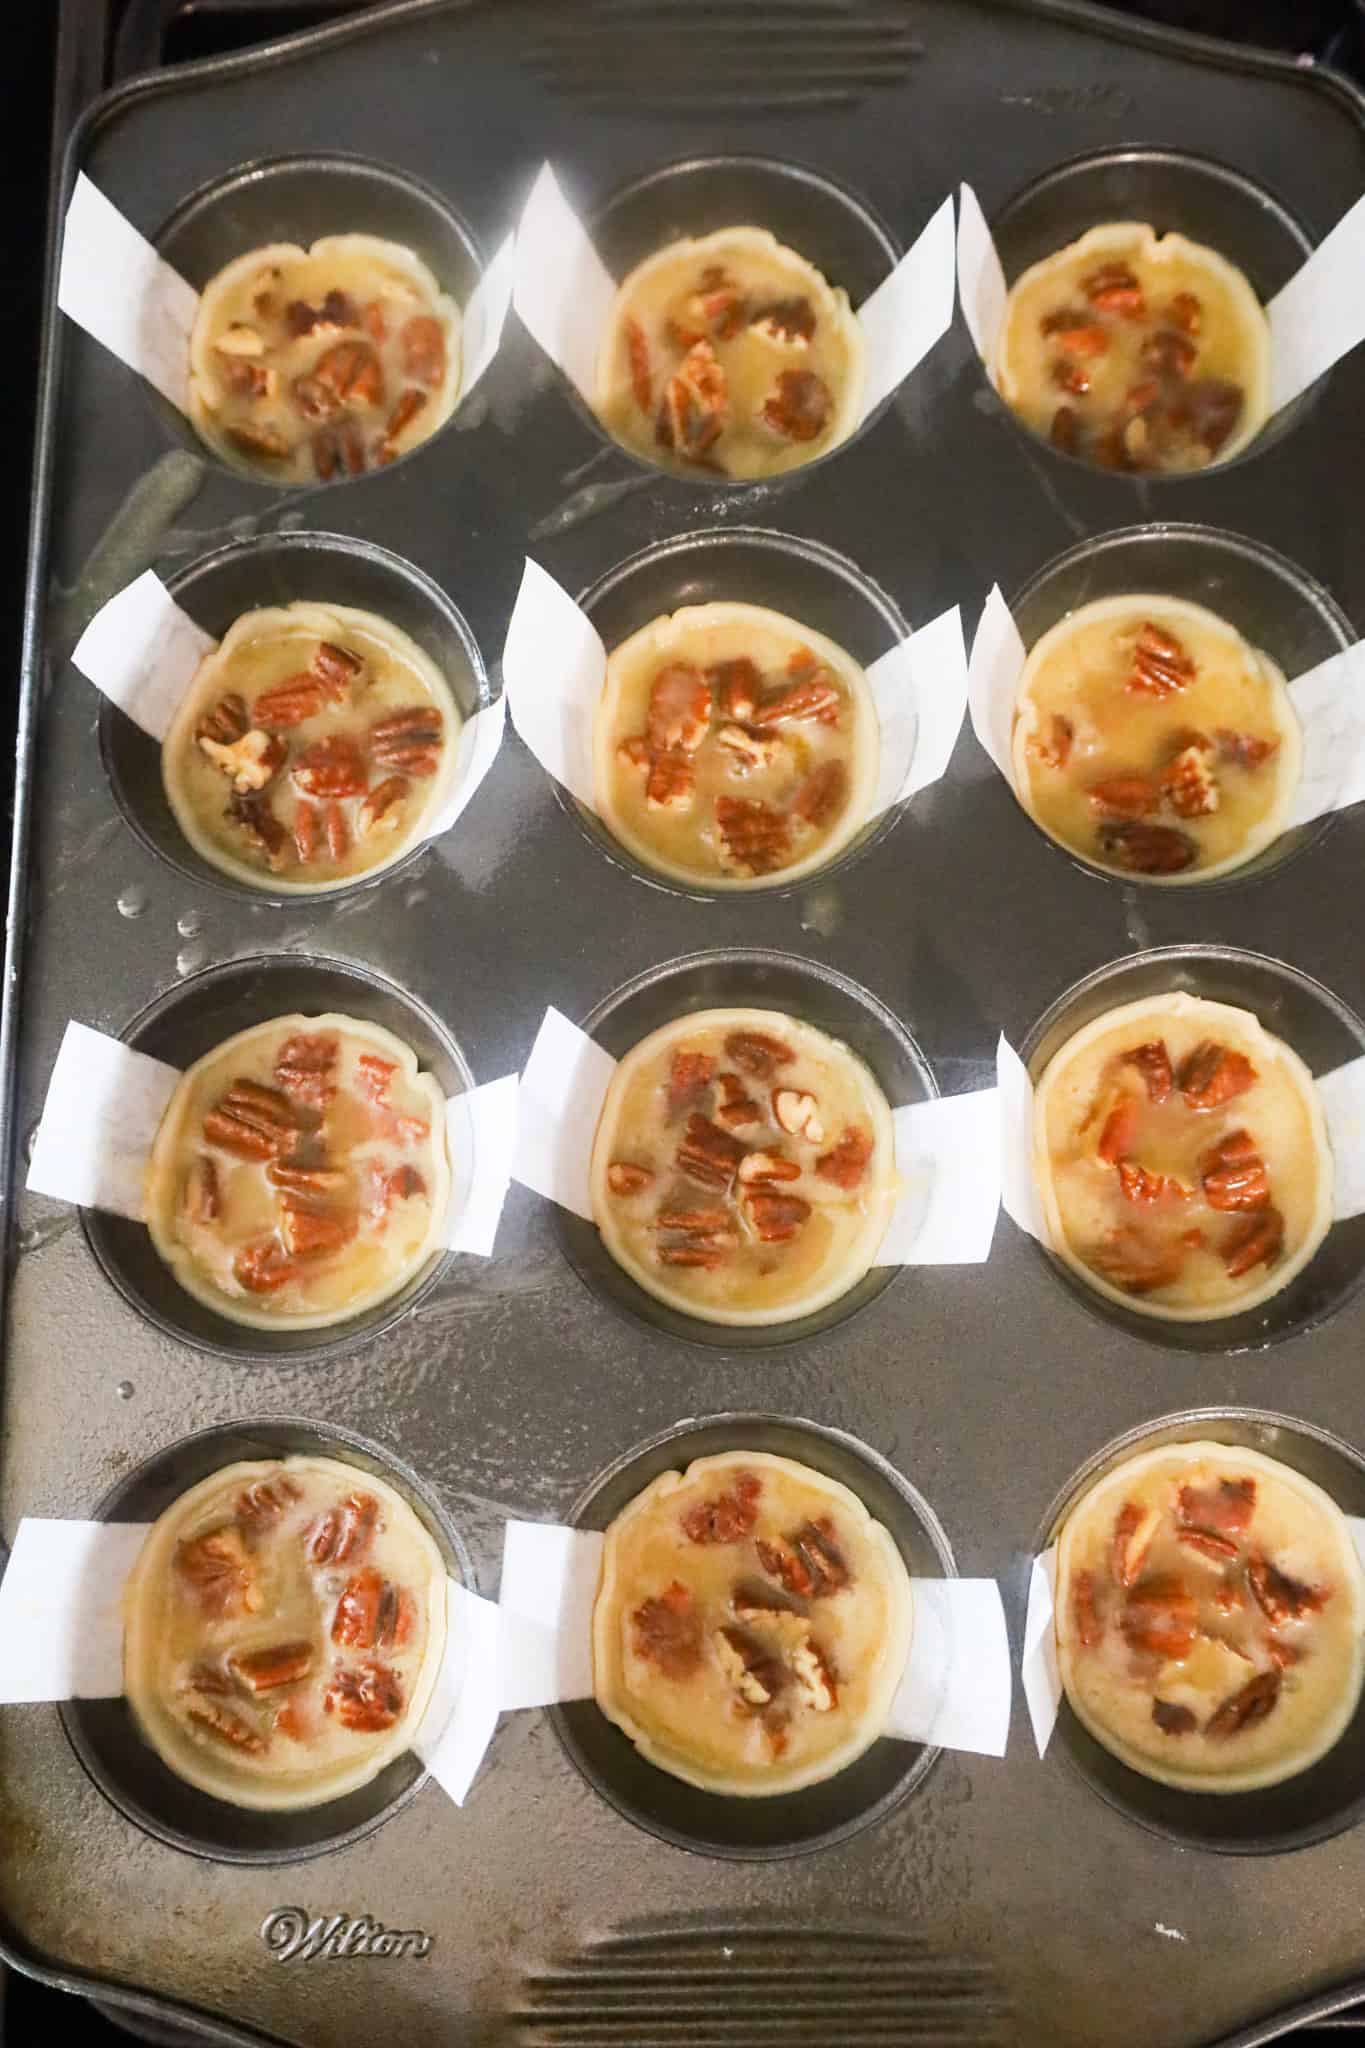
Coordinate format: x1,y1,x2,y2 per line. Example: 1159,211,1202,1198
590,1008,897,1327
592,1451,913,1795
994,223,1270,473
188,235,460,482
1056,1443,1365,1792
1033,994,1333,1321
144,1013,451,1329
595,227,864,480
1012,596,1299,882
593,602,878,889
162,602,460,893
122,1456,447,1810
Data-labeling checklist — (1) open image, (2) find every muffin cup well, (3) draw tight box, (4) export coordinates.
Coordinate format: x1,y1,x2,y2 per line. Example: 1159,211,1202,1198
1019,945,1365,1355
558,948,934,1352
551,1411,953,1859
100,529,489,902
82,954,472,1364
571,525,911,900
60,1415,470,1865
1037,1406,1365,1854
1008,522,1354,890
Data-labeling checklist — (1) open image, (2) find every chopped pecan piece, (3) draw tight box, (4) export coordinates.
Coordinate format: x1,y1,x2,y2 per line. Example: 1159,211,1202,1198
233,1238,303,1294
737,1150,801,1187
1164,742,1218,821
1088,1227,1185,1295
1081,261,1145,317
203,1079,299,1161
715,795,790,874
1247,1556,1326,1624
1112,1501,1162,1588
1029,713,1074,770
1045,318,1109,358
280,1193,357,1259
1215,729,1279,771
1178,1041,1257,1110
1088,775,1160,819
1117,1160,1188,1206
750,296,816,346
186,1701,267,1754
797,1519,850,1594
357,775,411,838
370,706,443,777
742,1188,811,1241
666,1050,715,1118
235,1474,302,1531
254,672,328,728
715,1626,783,1706
266,1161,349,1197
175,1525,261,1619
787,1634,837,1711
1152,1698,1197,1736
750,674,841,727
196,693,248,747
646,662,711,756
632,1580,702,1678
324,1662,404,1733
1141,328,1198,378
1129,622,1195,699
606,1160,654,1196
1123,1041,1172,1104
681,1473,761,1545
756,1534,816,1598
184,1155,220,1225
362,300,387,342
1121,1575,1198,1659
400,314,447,388
772,1089,824,1143
356,1053,396,1104
1177,1528,1240,1564
228,1640,314,1695
658,1242,730,1269
312,421,366,479
1205,1668,1281,1739
333,1566,415,1650
199,727,287,793
309,1493,381,1566
656,339,728,462
1099,820,1197,874
760,367,832,443
724,1031,794,1078
1051,357,1092,396
286,290,358,337
1222,1206,1284,1279
1185,377,1244,454
624,316,651,412
715,723,780,774
292,735,367,799
1177,1477,1256,1538
294,340,384,418
185,1659,232,1696
1097,1096,1139,1166
815,1125,874,1189
1201,1129,1270,1212
645,751,695,812
275,1032,339,1109
676,1112,747,1190
312,641,363,699
714,1072,762,1130
1071,1567,1104,1648
793,760,847,828
708,658,762,723
1167,291,1203,335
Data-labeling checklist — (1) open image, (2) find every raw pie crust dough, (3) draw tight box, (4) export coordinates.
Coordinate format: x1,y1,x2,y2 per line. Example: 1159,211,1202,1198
123,1455,447,1810
1012,595,1300,883
1033,993,1333,1322
995,224,1271,472
145,1012,451,1330
188,235,461,482
593,601,879,890
1056,1441,1365,1792
162,601,462,894
593,1450,914,1795
596,227,865,480
590,1007,897,1327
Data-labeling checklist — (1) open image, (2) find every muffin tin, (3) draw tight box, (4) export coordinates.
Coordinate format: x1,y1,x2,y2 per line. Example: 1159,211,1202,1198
7,2,1365,2045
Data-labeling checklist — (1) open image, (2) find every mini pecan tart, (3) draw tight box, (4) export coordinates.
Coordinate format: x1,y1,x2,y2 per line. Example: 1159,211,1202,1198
1012,596,1300,882
1033,993,1333,1322
122,1455,447,1810
595,227,865,480
162,602,460,892
144,1013,451,1330
994,223,1270,473
1056,1441,1365,1793
589,1008,897,1327
187,235,460,481
592,602,878,890
593,1451,913,1795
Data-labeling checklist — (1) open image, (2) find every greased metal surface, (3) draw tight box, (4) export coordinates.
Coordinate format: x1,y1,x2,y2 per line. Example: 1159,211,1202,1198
6,3,1365,2044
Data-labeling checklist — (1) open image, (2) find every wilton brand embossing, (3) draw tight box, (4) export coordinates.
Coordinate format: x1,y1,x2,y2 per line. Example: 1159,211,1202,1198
262,1907,433,1962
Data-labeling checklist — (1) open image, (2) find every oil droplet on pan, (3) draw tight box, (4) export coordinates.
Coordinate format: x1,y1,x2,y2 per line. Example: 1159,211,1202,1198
177,911,203,939
116,1380,135,1401
176,942,207,977
117,887,147,919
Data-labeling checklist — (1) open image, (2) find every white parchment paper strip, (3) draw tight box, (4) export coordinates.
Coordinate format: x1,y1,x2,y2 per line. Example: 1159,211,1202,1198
1319,1056,1365,1223
513,165,955,422
887,1577,1011,1756
27,1022,179,1219
59,173,200,412
966,584,1025,782
957,180,1365,423
995,1035,1046,1243
460,232,517,397
423,695,508,842
1285,642,1365,830
512,1006,617,1221
867,604,968,812
412,1579,503,1805
498,1523,604,1710
0,1519,150,1700
28,1024,516,1253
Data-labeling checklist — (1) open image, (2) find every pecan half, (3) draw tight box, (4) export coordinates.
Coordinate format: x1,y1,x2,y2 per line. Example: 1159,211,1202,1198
1099,819,1197,874
737,1150,801,1187
624,316,651,412
333,1566,415,1651
708,657,761,723
742,1188,811,1241
1042,314,1109,357
667,1050,716,1118
1205,1668,1281,1739
1177,1478,1256,1539
681,1472,761,1545
196,694,248,747
400,314,446,388
1141,328,1198,379
646,663,711,756
254,673,327,728
766,1518,851,1597
1177,1528,1239,1564
1117,1160,1188,1206
186,1701,267,1755
233,1239,303,1294
1029,713,1074,770
714,1072,762,1130
1178,1041,1257,1110
760,368,832,442
370,706,444,777
749,675,841,727
1129,622,1195,698
309,1493,381,1566
772,1089,824,1143
275,1032,339,1109
294,339,384,418
1072,1567,1104,1648
631,1581,702,1678
1167,291,1202,336
1201,1129,1270,1212
1152,1699,1197,1736
1248,1556,1325,1625
656,339,728,463
793,760,848,828
724,1031,794,1078
1081,261,1145,317
199,728,287,793
175,1526,261,1619
228,1641,314,1695
184,1155,220,1225
645,751,695,811
1165,743,1218,818
1088,1227,1185,1295
676,1112,747,1190
1123,1041,1172,1104
1088,775,1160,819
606,1160,654,1196
1112,1501,1162,1588
815,1125,873,1189
357,775,411,838
1215,729,1279,771
324,1661,404,1733
715,795,790,874
280,1193,357,1259
378,387,427,463
312,421,366,479
750,296,816,346
203,1079,299,1160
285,290,357,337
1121,1575,1198,1658
1222,1205,1284,1276
292,734,367,799
235,1474,302,1531
1096,1095,1142,1167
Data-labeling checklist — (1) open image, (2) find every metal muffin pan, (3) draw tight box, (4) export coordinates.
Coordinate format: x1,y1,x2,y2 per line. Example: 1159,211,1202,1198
1037,1405,1365,1856
1019,943,1365,1355
81,953,473,1364
101,527,490,902
9,2,1365,2045
1008,521,1355,889
550,1410,954,1860
61,1414,472,1866
570,524,913,899
984,144,1320,477
558,946,934,1351
148,149,485,482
